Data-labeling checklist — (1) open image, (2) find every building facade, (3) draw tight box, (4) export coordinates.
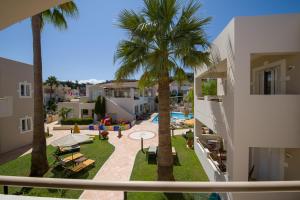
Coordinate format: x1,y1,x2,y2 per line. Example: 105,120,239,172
0,57,34,154
58,80,156,122
194,14,300,200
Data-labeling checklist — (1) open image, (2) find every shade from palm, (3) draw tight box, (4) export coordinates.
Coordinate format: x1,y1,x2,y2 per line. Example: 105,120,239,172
114,0,211,180
30,1,78,177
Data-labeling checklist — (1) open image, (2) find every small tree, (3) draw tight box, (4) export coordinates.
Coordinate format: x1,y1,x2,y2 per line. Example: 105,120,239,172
185,88,194,114
101,96,106,118
47,98,57,113
94,96,102,120
59,107,72,120
202,79,217,96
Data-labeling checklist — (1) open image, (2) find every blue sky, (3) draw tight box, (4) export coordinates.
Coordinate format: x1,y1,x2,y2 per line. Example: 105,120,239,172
0,0,299,83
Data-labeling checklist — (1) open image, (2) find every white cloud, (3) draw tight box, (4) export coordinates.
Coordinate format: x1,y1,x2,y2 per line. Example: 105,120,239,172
78,79,105,84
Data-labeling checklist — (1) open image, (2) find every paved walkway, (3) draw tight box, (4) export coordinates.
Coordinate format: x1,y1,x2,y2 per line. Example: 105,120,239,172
80,119,189,200
80,119,159,200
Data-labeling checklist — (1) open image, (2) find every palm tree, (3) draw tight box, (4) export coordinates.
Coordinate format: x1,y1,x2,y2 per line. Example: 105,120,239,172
30,1,78,177
59,107,72,120
114,0,211,181
45,76,59,99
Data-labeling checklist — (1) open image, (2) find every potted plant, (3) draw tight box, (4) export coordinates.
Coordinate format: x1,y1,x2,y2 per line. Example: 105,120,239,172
186,130,194,149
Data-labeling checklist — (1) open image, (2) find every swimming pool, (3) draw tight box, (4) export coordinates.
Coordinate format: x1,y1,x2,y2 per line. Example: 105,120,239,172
152,112,193,124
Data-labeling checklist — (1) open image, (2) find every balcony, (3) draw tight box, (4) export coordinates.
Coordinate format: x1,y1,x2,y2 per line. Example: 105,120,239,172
0,96,13,117
194,97,228,136
195,133,228,182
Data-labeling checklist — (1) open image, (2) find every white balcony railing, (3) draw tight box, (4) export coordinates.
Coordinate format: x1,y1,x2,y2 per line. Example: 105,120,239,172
197,96,223,102
0,175,300,193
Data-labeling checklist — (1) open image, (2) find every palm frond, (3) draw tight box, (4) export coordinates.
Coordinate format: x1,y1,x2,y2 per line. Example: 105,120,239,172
58,1,79,18
51,8,68,30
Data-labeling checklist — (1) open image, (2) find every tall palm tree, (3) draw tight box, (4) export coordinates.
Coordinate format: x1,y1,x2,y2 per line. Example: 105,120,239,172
115,0,211,180
45,75,59,99
30,2,78,177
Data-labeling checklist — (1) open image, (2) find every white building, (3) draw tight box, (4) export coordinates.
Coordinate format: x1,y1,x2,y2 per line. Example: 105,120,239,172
58,80,156,121
194,14,300,200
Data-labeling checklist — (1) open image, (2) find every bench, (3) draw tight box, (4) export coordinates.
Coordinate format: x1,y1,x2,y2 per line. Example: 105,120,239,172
65,159,95,176
147,145,157,161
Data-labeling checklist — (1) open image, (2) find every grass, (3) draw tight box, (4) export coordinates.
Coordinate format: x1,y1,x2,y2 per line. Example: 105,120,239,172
0,139,114,199
128,136,209,200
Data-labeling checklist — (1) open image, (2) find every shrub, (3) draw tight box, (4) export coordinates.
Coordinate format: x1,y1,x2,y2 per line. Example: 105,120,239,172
61,118,93,125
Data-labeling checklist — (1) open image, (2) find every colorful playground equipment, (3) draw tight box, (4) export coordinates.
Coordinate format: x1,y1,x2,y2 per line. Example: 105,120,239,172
101,117,112,126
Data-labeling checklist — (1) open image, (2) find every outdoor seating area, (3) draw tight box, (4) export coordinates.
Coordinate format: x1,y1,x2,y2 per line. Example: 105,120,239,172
146,145,178,164
196,126,227,173
51,133,97,176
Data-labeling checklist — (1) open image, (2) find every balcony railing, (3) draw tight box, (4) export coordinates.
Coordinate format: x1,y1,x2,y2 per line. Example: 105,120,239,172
0,175,300,193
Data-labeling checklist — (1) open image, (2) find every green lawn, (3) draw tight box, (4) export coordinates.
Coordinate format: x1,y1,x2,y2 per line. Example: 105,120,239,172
0,139,114,199
128,136,209,200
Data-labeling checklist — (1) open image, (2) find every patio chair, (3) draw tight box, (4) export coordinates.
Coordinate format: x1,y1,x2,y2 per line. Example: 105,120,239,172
53,153,84,167
65,159,95,176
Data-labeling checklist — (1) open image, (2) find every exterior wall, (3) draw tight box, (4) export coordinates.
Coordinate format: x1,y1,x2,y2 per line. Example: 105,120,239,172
57,102,80,119
194,14,300,200
194,18,236,182
0,57,33,154
233,14,300,182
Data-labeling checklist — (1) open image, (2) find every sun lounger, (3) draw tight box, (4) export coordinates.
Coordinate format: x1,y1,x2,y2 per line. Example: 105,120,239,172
53,153,84,166
65,159,95,176
62,153,83,162
55,145,80,155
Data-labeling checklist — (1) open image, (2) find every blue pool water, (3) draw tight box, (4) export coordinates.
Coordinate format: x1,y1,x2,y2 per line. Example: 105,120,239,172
152,112,193,124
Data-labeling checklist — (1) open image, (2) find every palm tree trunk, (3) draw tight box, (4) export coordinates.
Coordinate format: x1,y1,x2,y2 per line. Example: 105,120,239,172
30,14,49,177
157,73,174,181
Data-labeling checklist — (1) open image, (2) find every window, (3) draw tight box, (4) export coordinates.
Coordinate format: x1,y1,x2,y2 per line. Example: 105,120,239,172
140,104,143,112
135,105,139,114
19,82,32,98
82,109,89,115
20,116,32,133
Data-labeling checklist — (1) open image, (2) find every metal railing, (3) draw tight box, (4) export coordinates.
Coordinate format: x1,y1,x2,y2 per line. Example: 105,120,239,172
1,176,300,193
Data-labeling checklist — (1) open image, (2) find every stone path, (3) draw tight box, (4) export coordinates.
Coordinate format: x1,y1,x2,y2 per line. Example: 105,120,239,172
79,119,159,200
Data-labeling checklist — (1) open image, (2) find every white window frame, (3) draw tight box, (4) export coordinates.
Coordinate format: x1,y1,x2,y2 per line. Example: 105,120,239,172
18,81,32,98
20,116,32,134
252,59,286,95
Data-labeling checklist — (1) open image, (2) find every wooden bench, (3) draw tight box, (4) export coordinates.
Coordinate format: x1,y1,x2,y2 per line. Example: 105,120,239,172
65,159,95,176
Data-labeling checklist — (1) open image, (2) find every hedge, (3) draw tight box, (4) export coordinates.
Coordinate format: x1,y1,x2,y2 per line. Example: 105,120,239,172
61,118,93,125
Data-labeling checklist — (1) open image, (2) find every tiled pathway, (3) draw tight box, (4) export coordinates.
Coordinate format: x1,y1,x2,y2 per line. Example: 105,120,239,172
79,119,159,200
